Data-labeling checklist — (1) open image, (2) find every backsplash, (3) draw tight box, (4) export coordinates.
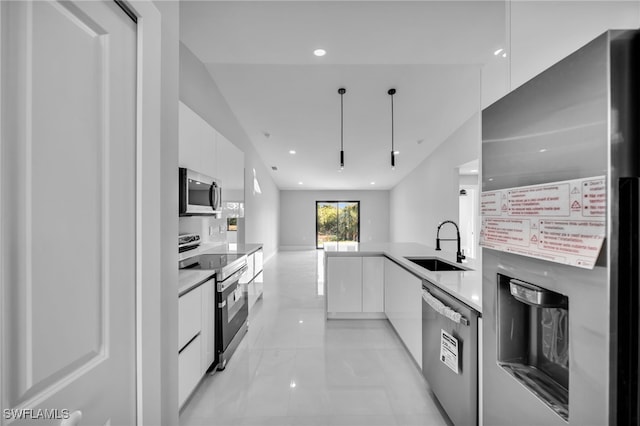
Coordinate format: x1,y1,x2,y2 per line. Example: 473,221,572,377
179,216,227,245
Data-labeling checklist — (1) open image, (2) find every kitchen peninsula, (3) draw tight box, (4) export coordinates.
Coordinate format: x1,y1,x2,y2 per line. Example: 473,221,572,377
324,242,482,425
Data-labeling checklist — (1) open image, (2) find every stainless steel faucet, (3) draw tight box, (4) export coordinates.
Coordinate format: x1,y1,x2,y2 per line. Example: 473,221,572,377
435,220,465,263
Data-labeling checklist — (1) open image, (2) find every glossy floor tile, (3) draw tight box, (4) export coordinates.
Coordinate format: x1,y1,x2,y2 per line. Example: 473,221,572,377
180,250,450,426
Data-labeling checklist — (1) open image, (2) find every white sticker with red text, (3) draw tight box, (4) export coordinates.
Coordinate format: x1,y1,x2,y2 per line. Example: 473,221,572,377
480,176,606,269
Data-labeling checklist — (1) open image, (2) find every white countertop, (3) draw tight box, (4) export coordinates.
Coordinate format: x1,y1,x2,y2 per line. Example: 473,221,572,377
178,269,215,296
178,242,263,262
324,242,482,313
177,242,263,296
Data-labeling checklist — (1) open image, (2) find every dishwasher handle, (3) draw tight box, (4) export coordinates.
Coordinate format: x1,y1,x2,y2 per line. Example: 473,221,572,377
422,289,469,326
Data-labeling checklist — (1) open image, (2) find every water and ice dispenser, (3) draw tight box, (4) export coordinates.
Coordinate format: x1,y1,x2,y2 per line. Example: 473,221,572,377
497,274,569,421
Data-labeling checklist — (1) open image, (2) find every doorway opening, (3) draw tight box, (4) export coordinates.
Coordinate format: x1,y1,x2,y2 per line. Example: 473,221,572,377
458,159,479,259
316,201,360,250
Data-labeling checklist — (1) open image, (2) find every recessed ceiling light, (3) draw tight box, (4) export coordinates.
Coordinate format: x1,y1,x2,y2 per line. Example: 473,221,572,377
298,181,303,185
494,48,504,56
370,182,376,185
313,48,326,57
502,52,507,58
539,148,547,153
289,150,296,154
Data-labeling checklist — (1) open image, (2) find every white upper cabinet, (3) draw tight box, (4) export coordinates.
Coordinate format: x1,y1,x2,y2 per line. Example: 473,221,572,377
179,101,244,211
216,131,245,204
178,101,217,178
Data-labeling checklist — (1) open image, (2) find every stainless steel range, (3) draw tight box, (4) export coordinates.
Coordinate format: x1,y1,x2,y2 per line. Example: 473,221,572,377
180,253,248,371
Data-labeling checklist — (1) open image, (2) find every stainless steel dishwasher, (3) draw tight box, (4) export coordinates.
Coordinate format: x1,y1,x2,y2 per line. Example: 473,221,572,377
422,280,479,425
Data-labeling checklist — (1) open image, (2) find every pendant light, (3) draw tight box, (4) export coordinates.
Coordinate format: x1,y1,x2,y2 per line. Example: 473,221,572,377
338,88,346,169
388,88,396,169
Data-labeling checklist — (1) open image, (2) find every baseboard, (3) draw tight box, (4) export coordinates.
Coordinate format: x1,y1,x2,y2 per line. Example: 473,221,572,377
279,245,317,251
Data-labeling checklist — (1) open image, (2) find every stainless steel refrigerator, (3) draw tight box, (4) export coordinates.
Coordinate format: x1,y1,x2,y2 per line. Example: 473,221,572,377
481,30,640,425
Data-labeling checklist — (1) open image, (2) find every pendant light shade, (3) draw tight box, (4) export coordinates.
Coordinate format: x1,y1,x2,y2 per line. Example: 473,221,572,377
388,88,396,169
338,88,346,169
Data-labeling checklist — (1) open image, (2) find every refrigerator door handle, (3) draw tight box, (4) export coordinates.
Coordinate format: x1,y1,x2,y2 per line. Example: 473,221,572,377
617,177,640,424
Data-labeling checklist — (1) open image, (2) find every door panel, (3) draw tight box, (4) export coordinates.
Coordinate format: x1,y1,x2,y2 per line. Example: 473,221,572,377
1,1,137,424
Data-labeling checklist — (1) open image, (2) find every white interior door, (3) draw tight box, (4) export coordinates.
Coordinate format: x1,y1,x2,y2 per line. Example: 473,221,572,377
1,1,137,424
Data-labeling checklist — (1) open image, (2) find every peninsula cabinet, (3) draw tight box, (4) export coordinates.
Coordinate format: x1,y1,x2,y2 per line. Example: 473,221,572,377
326,256,384,317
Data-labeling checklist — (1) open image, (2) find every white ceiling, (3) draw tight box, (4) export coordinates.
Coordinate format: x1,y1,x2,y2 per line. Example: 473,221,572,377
180,1,505,189
179,1,508,190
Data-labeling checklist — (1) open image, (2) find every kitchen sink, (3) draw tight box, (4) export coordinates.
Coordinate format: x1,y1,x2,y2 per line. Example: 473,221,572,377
405,257,468,272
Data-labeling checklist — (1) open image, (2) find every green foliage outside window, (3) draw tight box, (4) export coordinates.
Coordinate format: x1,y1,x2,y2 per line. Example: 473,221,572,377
317,202,359,247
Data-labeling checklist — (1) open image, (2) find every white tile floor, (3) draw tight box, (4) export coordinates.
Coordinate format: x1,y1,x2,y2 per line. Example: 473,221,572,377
180,250,450,426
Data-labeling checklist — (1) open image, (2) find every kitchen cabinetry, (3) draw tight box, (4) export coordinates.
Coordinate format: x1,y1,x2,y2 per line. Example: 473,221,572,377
178,284,203,408
363,257,384,312
327,257,363,313
178,273,217,409
384,258,422,368
240,248,264,310
326,256,385,317
179,101,245,218
217,132,245,213
179,285,202,351
178,334,201,409
179,101,217,179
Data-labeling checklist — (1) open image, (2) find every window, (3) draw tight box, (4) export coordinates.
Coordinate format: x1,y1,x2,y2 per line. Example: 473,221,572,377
316,201,360,249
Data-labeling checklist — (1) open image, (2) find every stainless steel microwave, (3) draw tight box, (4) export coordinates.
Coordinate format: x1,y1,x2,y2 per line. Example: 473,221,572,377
179,168,222,216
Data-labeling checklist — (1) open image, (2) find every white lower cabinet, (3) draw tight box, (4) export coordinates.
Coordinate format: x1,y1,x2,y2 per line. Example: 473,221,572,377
178,276,215,410
327,257,363,312
384,258,423,368
178,333,202,408
326,256,384,315
178,286,202,351
362,257,384,312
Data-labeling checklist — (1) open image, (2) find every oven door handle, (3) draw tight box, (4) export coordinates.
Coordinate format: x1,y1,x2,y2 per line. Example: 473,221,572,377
217,264,249,292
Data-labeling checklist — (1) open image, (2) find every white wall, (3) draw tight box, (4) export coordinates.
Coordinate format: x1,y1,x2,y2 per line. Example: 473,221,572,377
146,1,179,424
179,44,279,260
390,113,480,253
280,190,390,250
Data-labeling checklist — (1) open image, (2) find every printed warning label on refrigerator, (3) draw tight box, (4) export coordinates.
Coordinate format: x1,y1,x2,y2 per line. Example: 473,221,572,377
440,330,459,374
480,176,606,269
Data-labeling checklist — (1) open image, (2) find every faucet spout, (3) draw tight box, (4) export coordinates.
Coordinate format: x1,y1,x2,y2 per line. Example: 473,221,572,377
435,220,466,263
